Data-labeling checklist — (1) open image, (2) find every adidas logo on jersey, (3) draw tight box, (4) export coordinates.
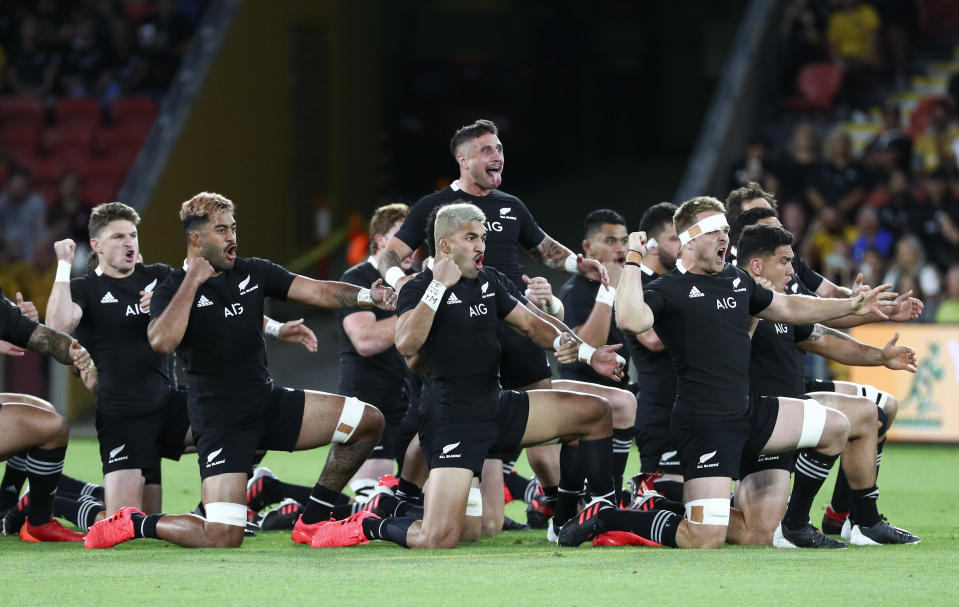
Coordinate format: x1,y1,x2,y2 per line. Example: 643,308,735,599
688,286,704,298
100,292,118,304
447,292,462,305
196,295,213,308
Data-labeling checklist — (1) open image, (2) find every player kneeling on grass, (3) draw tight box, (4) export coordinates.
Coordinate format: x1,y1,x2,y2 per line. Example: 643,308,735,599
84,191,393,549
309,203,625,549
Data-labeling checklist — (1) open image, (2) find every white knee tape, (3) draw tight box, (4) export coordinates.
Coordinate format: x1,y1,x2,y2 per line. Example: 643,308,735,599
465,487,483,517
797,399,828,449
685,498,730,526
332,396,366,444
204,502,248,527
859,384,889,410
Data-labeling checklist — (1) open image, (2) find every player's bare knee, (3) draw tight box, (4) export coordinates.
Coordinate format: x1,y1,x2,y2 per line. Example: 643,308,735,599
356,404,385,442
883,394,899,423
332,396,382,445
686,525,727,549
609,389,637,428
39,411,70,448
584,395,612,435
821,409,850,454
205,522,244,548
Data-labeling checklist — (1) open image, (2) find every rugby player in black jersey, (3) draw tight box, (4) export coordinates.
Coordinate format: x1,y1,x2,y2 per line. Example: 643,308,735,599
311,203,625,549
83,192,393,549
556,209,637,501
624,202,684,501
736,224,919,546
336,203,413,497
376,120,615,535
558,196,895,549
0,287,94,542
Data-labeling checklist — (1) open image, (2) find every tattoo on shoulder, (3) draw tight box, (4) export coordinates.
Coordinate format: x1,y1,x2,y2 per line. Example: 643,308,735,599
534,236,567,269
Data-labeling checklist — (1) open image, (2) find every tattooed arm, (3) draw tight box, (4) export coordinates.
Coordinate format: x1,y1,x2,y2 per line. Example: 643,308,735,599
377,238,415,291
287,276,396,311
797,324,918,371
26,323,83,367
531,234,609,285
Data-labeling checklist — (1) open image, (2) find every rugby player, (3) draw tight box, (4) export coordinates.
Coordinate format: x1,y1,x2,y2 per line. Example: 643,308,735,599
83,192,392,549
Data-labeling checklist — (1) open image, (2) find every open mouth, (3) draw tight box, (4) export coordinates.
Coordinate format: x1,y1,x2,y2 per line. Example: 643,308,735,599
486,164,502,187
226,244,238,261
474,254,484,269
124,250,135,262
614,254,626,266
716,247,726,264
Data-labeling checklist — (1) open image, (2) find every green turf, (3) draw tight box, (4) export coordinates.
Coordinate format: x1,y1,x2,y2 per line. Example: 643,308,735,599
0,440,957,606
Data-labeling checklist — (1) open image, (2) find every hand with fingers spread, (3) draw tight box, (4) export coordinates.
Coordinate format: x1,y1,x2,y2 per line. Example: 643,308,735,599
882,332,918,372
279,318,318,352
886,290,924,322
851,283,895,318
587,343,625,382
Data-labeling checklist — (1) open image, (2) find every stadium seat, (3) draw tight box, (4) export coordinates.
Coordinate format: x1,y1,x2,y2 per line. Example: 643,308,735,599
782,62,845,112
112,96,157,126
41,123,97,154
19,156,63,187
81,176,121,205
0,124,40,155
0,96,45,128
908,95,947,138
55,97,102,129
96,123,150,153
51,147,92,172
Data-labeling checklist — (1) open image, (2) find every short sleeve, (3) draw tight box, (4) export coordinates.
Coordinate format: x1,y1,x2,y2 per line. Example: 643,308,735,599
1,296,38,347
393,195,437,251
512,199,546,249
259,258,296,300
70,275,89,312
558,277,597,329
792,257,824,293
643,288,666,318
743,271,775,315
492,274,520,319
396,274,429,316
501,277,529,306
794,323,815,343
150,273,180,321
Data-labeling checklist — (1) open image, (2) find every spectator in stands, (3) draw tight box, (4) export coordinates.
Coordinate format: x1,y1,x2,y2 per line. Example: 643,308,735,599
897,273,937,322
858,248,887,290
4,14,60,99
46,171,90,244
777,122,820,211
883,235,941,299
780,199,808,243
802,205,856,273
864,104,913,174
104,20,149,101
826,0,882,110
851,205,894,264
779,0,829,97
872,0,918,89
0,169,47,262
875,168,916,237
914,98,959,174
138,0,195,93
913,169,959,270
58,16,112,99
728,136,778,193
807,128,867,222
935,264,959,323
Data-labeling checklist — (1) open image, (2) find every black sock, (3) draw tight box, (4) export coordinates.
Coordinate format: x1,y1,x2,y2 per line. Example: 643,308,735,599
875,438,885,480
504,471,532,503
270,480,313,505
502,459,517,475
53,495,105,532
0,452,28,510
56,474,104,502
362,516,415,547
612,427,636,499
554,444,584,527
578,436,615,503
25,446,66,525
829,465,852,513
653,479,684,502
131,512,164,539
396,477,423,504
850,486,881,527
783,450,839,531
332,503,362,519
598,508,680,547
302,484,340,524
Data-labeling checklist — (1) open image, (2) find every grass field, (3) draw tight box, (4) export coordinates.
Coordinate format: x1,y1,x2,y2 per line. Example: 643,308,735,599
1,440,957,606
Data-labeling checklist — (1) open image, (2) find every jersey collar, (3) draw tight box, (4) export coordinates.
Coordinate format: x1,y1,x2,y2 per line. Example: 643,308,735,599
95,266,103,276
366,255,377,268
639,263,655,276
675,259,688,274
450,180,461,192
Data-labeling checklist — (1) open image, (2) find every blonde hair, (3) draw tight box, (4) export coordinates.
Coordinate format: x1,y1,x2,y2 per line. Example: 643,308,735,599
434,202,485,251
673,196,726,235
369,203,410,254
179,192,235,233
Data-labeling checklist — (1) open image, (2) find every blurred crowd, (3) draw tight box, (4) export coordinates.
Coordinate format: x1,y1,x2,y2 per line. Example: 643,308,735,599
729,0,959,323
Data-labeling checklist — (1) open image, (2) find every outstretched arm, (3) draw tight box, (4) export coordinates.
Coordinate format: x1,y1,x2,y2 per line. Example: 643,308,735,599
530,233,609,287
286,276,395,311
758,284,894,326
798,326,917,372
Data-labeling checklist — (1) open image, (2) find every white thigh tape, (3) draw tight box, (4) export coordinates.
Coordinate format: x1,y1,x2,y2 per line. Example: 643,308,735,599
685,498,730,526
465,487,483,517
798,399,828,449
332,396,366,444
204,502,248,527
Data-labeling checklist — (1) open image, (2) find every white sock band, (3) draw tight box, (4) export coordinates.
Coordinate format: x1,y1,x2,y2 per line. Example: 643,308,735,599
685,498,730,525
264,318,282,337
421,280,446,311
595,285,616,306
465,487,483,517
384,266,405,289
564,253,580,274
678,214,729,246
332,396,366,444
55,260,72,283
798,399,828,449
204,502,248,527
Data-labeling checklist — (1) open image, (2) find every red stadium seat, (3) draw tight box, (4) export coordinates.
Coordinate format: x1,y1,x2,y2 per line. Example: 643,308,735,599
81,177,121,205
0,124,40,154
782,62,845,112
51,147,92,172
55,97,102,128
19,156,63,186
96,123,150,153
908,95,948,138
0,96,45,128
112,96,157,126
41,123,96,154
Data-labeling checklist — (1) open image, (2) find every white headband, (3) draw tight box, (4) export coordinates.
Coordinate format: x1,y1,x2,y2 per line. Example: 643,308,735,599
678,214,728,246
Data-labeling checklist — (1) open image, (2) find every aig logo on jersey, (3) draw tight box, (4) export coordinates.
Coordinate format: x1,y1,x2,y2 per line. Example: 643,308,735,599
469,303,488,317
774,323,789,335
716,297,737,310
224,303,244,317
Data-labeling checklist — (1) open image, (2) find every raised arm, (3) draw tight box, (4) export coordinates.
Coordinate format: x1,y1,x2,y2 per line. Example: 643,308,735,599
46,239,83,333
286,276,395,311
798,326,917,372
395,257,461,357
615,232,655,335
530,233,609,287
148,257,213,354
377,236,416,290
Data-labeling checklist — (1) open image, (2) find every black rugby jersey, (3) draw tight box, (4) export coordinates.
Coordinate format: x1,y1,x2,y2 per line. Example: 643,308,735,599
150,257,295,428
557,274,630,387
644,263,774,418
396,267,520,422
625,265,676,407
336,259,406,400
71,263,174,413
393,184,545,291
1,286,38,346
749,319,814,399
